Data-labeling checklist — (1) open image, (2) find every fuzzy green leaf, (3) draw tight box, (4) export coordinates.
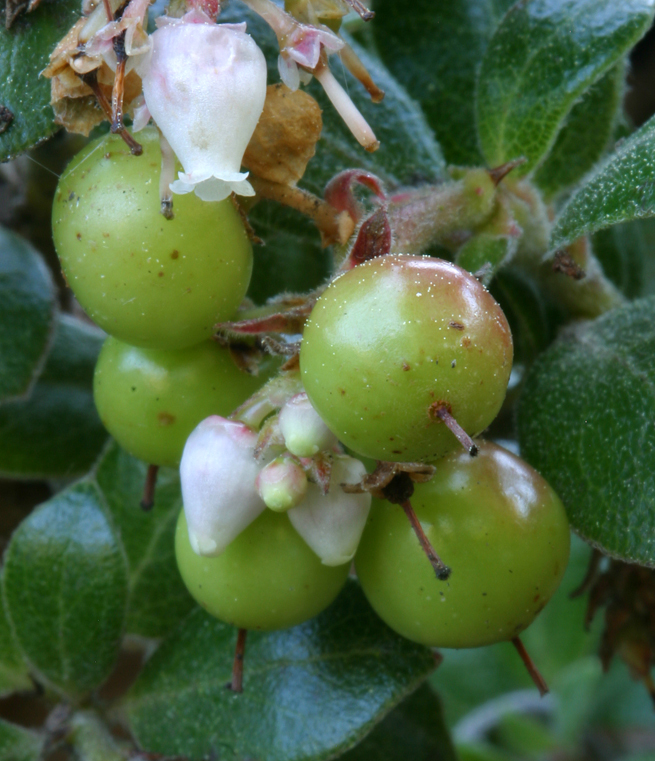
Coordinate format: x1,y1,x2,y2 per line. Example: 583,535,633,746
592,218,655,300
534,66,624,200
0,314,108,479
0,719,44,761
94,443,194,639
125,582,436,761
372,0,514,166
0,226,56,404
490,268,561,365
517,297,655,564
0,0,82,161
341,683,457,761
2,481,128,696
248,201,330,304
476,0,655,176
551,115,655,249
0,580,31,698
224,1,446,193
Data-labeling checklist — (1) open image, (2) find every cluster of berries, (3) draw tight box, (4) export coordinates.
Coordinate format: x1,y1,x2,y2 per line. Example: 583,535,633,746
49,0,571,693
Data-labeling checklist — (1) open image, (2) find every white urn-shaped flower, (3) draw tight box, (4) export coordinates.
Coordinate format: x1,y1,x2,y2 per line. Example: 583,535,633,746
140,11,267,202
180,416,266,556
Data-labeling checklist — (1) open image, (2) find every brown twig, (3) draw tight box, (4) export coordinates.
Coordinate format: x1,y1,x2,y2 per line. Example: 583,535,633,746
512,636,549,696
229,628,248,693
140,464,159,511
79,70,142,155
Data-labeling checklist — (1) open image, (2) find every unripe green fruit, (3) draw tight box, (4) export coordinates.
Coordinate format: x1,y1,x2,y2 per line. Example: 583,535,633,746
355,442,570,648
52,129,253,349
93,337,274,467
300,255,513,462
175,509,350,631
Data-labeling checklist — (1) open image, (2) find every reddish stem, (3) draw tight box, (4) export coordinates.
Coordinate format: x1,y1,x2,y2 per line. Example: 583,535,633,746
140,464,159,511
432,404,478,456
229,628,248,693
79,71,142,155
401,500,450,581
512,636,549,696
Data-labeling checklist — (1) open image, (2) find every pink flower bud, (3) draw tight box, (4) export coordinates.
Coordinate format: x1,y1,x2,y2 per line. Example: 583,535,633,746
180,416,266,556
288,456,371,566
140,12,267,202
279,392,338,457
255,456,308,512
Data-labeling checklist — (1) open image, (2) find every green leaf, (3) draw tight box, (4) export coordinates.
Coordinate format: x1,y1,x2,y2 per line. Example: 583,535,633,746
0,578,31,697
372,0,514,166
125,581,436,761
0,226,56,404
305,35,447,193
517,297,655,564
224,1,446,193
340,683,457,761
248,201,330,304
0,0,82,161
476,0,655,176
489,268,560,365
0,719,44,761
94,443,194,639
591,218,655,299
0,313,109,479
551,114,655,249
534,66,624,200
3,481,128,696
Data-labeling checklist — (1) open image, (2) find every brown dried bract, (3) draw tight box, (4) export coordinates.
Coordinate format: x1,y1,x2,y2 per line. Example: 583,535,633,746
341,460,435,502
243,84,322,186
42,17,142,135
553,249,586,280
581,553,655,707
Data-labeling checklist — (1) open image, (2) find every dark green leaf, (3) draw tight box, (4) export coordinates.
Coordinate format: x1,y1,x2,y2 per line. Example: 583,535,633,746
305,35,447,193
0,313,109,479
341,683,457,761
551,115,655,249
0,578,31,697
125,582,436,761
224,1,446,193
476,0,655,176
517,297,655,564
94,443,194,639
0,719,43,761
591,218,655,299
372,0,514,166
0,226,56,404
0,0,82,161
490,268,560,365
3,481,128,696
534,66,624,200
248,201,330,304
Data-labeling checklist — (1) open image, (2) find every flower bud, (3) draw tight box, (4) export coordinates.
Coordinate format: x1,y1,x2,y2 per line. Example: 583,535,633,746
140,12,267,202
180,416,265,556
256,456,308,512
279,392,338,457
288,456,371,565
